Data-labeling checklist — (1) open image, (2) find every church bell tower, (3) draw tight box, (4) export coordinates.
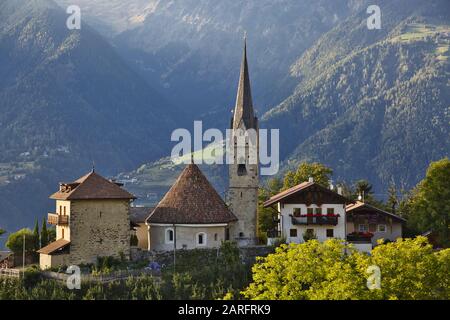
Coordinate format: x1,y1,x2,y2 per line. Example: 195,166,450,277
228,38,259,246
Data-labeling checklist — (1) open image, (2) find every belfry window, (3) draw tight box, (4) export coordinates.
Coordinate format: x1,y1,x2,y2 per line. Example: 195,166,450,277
238,164,247,176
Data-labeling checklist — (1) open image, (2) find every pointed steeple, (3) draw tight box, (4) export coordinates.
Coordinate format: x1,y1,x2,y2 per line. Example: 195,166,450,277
232,35,256,130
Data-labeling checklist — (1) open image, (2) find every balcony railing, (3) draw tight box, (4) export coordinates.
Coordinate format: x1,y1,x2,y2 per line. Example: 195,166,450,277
291,214,339,226
346,232,373,243
48,213,69,225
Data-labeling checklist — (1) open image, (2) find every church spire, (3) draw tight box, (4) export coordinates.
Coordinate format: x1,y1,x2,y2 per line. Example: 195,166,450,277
232,35,256,130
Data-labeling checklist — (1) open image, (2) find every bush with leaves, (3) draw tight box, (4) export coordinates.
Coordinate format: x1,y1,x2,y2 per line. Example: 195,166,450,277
5,228,36,254
242,237,450,300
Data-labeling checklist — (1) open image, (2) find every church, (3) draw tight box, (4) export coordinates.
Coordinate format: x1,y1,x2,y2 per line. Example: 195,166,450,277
145,39,259,250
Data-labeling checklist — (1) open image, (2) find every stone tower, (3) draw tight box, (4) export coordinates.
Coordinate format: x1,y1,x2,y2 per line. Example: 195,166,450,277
228,38,259,246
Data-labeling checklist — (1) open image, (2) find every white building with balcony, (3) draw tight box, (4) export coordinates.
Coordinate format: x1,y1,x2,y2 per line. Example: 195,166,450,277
263,179,405,253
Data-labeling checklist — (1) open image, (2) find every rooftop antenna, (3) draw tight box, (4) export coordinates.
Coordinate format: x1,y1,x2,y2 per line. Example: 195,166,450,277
92,160,95,173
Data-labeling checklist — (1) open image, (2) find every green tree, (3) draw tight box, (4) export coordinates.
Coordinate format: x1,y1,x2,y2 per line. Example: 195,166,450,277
47,227,56,243
5,229,36,254
242,239,368,300
405,158,450,247
40,219,49,248
33,219,40,251
0,228,5,237
386,183,399,214
258,177,283,239
282,162,333,189
242,237,449,300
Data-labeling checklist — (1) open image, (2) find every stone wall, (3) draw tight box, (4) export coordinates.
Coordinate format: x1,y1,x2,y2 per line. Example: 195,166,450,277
131,245,275,267
67,199,131,265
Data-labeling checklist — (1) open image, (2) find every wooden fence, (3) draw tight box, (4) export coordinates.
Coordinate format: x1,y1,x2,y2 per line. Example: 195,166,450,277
0,268,21,278
42,268,159,284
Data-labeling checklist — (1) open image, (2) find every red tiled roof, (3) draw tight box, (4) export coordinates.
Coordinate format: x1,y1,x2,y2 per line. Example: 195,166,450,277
50,171,136,200
263,181,352,207
37,239,70,255
147,164,237,224
346,201,406,222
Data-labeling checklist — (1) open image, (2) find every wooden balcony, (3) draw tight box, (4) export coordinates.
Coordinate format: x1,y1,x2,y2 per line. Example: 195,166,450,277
291,215,338,226
48,213,69,225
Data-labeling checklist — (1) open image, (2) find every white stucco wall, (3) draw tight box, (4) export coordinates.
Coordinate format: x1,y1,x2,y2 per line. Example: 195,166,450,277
371,222,403,245
346,220,403,246
279,203,346,244
148,225,227,251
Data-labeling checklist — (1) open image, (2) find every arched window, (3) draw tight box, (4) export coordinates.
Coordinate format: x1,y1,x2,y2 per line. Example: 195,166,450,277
165,228,174,244
196,232,207,246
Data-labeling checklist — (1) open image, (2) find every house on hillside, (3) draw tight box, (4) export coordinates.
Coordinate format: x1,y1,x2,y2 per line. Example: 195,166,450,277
346,201,406,246
145,163,238,251
38,170,136,269
263,179,405,252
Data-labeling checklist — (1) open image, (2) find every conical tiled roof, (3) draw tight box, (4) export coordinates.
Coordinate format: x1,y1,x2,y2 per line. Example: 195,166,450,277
232,38,257,130
50,171,136,200
147,164,237,224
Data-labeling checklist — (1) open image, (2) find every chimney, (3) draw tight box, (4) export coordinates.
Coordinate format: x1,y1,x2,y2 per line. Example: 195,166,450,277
308,177,314,183
337,187,343,195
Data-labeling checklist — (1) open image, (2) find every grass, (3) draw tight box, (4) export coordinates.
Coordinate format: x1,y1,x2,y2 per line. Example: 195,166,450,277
391,23,450,43
389,23,449,63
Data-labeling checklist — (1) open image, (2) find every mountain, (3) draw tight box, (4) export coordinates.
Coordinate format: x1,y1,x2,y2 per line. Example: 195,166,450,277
262,0,450,191
55,0,368,129
0,0,180,235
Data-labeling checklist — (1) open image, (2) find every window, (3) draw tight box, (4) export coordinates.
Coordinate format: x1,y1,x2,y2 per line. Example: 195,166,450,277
290,229,297,237
59,205,62,214
315,208,322,215
307,208,314,224
63,206,66,215
327,208,335,215
358,224,369,232
196,232,207,246
225,228,230,241
326,229,334,238
165,228,174,244
237,164,247,176
214,233,218,241
378,224,387,233
293,208,302,217
61,228,65,239
369,223,377,233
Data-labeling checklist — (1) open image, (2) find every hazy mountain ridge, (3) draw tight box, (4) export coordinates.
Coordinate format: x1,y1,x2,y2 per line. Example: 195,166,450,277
55,0,367,129
263,0,450,190
0,0,180,233
1,0,449,238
